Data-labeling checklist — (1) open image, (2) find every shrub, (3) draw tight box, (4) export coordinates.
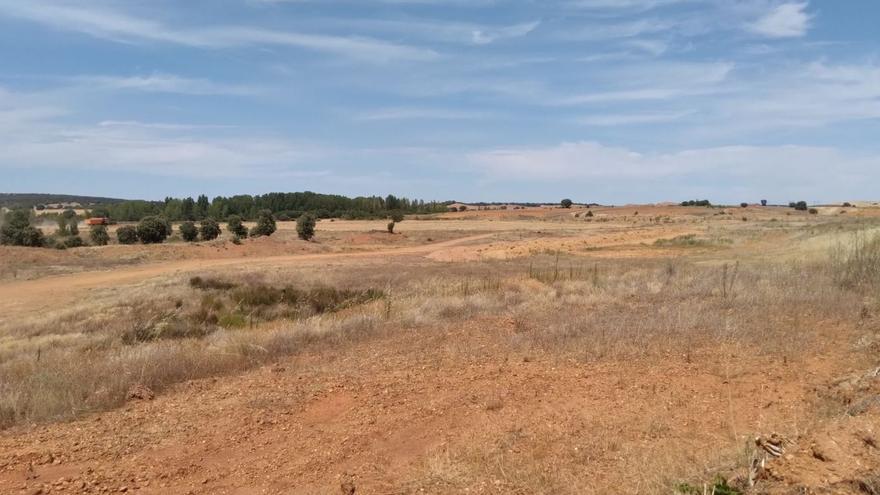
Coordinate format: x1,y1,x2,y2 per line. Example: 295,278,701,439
250,210,277,237
179,221,199,242
843,202,853,207
68,220,79,236
561,199,573,209
62,236,85,249
390,211,405,223
761,199,768,206
740,202,748,208
296,213,316,240
458,206,467,212
136,216,170,244
117,225,138,245
227,215,248,238
585,210,594,217
199,219,221,241
189,276,237,290
794,201,808,211
809,208,819,215
1,210,45,247
90,225,110,246
387,222,395,234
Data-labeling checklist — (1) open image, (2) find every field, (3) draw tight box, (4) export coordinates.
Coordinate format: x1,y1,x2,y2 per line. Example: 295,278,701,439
1,204,879,494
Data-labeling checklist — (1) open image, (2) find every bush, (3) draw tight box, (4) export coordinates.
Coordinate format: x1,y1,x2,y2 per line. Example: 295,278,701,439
179,221,199,242
794,201,808,211
390,211,405,223
585,210,594,217
136,216,170,244
296,213,316,240
117,225,138,244
62,236,85,249
1,210,45,247
250,210,277,237
561,199,573,208
809,208,819,215
387,222,395,234
226,215,248,238
740,202,748,208
90,225,110,246
190,276,237,290
199,219,221,241
69,220,79,236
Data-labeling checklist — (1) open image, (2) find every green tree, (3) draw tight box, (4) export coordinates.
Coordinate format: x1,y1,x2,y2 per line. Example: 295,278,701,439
199,219,221,241
390,211,405,223
226,215,248,238
117,226,139,245
181,197,196,221
179,221,199,242
296,213,316,240
0,210,45,247
90,225,110,246
250,209,277,237
55,215,69,236
195,194,210,219
136,216,170,244
561,199,573,209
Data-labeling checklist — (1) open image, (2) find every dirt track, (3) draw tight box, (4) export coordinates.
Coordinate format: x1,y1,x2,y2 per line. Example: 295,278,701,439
0,234,495,320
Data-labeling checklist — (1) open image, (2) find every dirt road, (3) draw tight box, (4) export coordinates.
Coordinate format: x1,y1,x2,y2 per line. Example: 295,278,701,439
0,234,495,320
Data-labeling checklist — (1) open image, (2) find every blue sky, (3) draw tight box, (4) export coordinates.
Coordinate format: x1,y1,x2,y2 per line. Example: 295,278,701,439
1,0,878,203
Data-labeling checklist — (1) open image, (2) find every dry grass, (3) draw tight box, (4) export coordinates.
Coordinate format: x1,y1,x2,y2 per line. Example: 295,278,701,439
0,234,865,430
2,218,880,493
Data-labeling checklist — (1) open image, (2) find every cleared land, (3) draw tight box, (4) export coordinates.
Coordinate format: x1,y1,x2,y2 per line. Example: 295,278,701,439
1,205,879,494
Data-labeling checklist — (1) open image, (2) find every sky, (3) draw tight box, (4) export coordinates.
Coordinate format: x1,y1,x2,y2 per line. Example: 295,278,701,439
1,0,879,204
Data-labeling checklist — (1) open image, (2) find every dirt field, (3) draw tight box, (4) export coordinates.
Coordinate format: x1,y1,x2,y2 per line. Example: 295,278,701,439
1,205,879,494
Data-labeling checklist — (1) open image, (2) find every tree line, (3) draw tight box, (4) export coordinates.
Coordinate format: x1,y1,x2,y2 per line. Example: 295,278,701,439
90,192,451,222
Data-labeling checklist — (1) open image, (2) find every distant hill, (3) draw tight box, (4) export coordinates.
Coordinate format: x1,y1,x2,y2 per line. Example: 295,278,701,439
0,193,128,209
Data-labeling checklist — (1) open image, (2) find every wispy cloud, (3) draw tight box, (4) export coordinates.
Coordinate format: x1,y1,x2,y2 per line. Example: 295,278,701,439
468,141,878,201
576,110,695,126
0,1,437,62
748,2,812,38
354,107,493,121
74,74,258,96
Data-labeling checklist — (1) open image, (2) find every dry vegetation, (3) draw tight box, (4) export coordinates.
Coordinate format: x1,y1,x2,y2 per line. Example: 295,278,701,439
1,206,880,494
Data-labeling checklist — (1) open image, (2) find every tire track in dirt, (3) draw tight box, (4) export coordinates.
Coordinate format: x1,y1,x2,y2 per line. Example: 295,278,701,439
0,233,495,320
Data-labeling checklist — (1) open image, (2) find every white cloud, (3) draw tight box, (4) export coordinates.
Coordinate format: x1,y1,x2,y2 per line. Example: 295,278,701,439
468,141,878,201
74,74,258,96
576,110,695,126
471,21,541,44
749,2,812,38
0,86,325,178
354,107,492,121
0,1,437,62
